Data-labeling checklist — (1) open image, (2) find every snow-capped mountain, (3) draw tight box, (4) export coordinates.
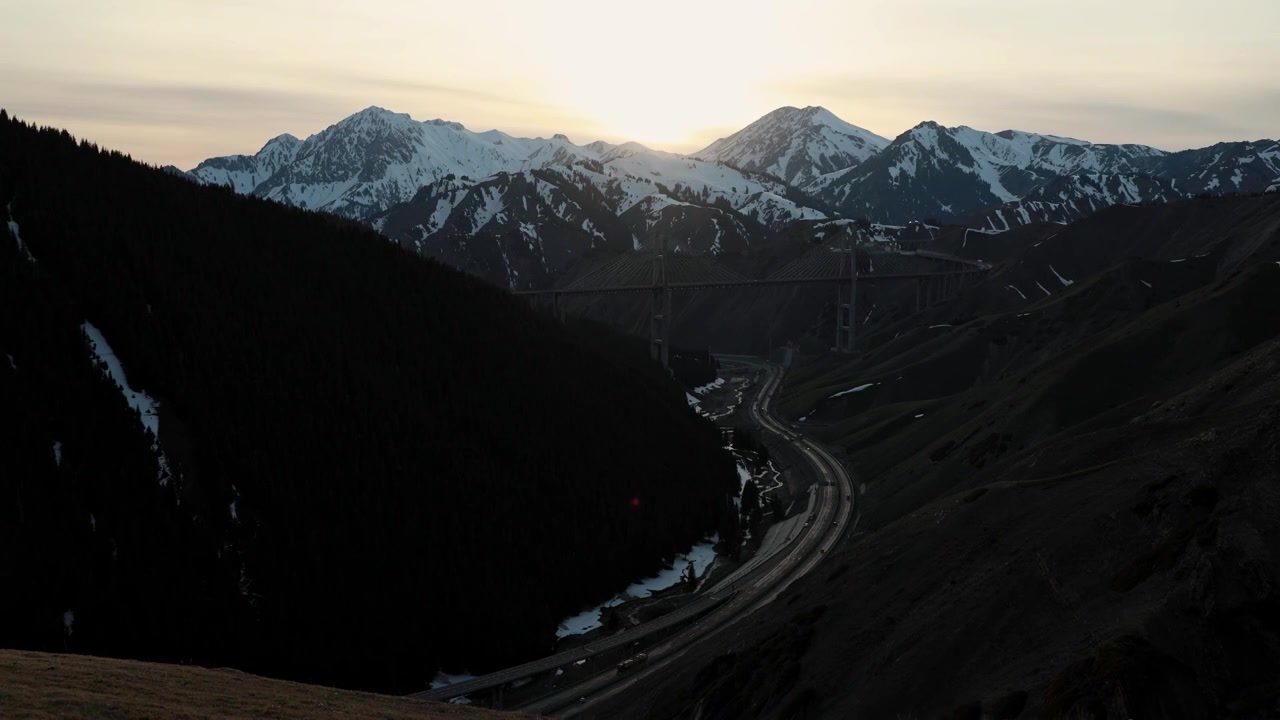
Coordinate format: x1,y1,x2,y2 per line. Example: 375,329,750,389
249,107,600,218
813,121,1167,223
695,106,888,188
188,105,1279,289
190,106,825,228
961,172,1184,231
374,157,814,287
189,133,302,194
189,106,834,287
374,169,632,289
1148,140,1280,195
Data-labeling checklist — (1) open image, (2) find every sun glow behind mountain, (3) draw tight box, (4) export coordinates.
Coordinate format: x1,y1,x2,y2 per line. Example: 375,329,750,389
1,0,1277,167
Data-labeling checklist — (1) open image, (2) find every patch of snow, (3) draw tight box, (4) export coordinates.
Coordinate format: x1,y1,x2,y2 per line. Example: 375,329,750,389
928,324,953,329
1048,265,1074,287
731,462,753,507
914,413,925,419
1005,285,1028,300
89,513,96,532
52,442,63,467
63,609,74,637
830,382,876,399
694,377,726,396
430,671,478,690
1141,280,1152,288
1035,281,1052,296
5,354,14,370
82,321,172,487
686,392,702,407
555,537,719,639
1169,258,1186,263
7,204,35,262
229,501,238,522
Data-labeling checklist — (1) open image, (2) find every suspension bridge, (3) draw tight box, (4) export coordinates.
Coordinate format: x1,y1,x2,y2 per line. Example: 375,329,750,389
518,229,991,367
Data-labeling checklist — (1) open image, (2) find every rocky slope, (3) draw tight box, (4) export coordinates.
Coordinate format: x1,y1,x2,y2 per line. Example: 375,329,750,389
592,194,1280,719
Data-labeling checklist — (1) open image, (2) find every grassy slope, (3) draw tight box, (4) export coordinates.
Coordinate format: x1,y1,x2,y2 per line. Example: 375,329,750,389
0,650,520,720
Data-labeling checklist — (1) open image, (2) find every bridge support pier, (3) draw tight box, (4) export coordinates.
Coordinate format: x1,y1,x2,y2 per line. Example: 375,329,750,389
553,291,565,324
648,286,671,369
835,230,858,353
649,235,671,370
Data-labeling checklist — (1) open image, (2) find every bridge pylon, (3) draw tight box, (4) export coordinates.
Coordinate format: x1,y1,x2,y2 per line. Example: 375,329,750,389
834,228,858,353
650,234,671,369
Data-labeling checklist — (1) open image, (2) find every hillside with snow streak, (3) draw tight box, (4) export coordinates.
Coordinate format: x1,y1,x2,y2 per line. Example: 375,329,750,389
813,121,1167,223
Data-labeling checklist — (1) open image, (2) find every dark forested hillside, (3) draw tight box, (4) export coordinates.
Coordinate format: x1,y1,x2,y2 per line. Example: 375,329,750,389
0,112,738,692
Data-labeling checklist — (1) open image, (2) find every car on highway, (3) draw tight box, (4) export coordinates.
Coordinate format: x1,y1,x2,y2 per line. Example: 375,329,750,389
616,652,648,674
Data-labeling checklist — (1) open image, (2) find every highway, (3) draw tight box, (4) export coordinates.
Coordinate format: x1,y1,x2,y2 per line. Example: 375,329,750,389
516,358,856,717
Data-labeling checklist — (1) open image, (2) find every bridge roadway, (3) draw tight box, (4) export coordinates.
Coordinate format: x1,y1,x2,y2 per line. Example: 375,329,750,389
516,358,856,716
514,249,991,297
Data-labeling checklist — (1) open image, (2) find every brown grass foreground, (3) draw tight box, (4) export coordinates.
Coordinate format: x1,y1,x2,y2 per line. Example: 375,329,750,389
0,650,523,719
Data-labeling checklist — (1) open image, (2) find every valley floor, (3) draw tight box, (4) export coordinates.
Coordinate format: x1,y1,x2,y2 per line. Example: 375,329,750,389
0,650,520,720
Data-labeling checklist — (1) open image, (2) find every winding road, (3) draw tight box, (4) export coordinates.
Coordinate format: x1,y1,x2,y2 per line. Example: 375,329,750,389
414,359,855,716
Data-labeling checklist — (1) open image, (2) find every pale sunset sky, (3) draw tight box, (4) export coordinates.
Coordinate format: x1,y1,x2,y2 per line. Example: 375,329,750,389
2,0,1276,168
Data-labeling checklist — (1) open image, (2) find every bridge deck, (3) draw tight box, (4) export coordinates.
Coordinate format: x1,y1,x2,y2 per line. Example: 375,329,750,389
517,250,991,297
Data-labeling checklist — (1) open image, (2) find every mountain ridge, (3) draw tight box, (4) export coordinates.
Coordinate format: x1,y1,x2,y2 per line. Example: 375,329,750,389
186,106,1279,288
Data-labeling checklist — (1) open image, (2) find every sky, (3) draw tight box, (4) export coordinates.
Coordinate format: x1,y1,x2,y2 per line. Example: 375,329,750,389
2,0,1277,168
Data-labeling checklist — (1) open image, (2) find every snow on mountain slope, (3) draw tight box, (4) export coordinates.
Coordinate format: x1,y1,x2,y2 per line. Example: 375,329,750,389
695,106,888,188
375,156,819,287
189,107,603,219
255,108,545,218
961,172,1184,231
1149,140,1280,195
82,321,173,488
815,121,1167,223
188,105,1274,287
185,106,840,289
375,168,633,289
188,106,827,236
188,133,301,194
581,145,823,227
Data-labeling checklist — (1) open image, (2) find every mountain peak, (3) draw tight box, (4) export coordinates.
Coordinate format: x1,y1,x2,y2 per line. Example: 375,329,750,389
259,133,300,152
427,118,466,131
695,106,888,187
353,105,402,119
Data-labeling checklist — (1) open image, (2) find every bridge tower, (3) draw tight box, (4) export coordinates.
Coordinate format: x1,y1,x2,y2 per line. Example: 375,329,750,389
650,234,671,369
834,227,858,353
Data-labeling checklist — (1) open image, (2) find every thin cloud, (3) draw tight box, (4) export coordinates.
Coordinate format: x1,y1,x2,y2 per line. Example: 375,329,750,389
321,72,560,113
